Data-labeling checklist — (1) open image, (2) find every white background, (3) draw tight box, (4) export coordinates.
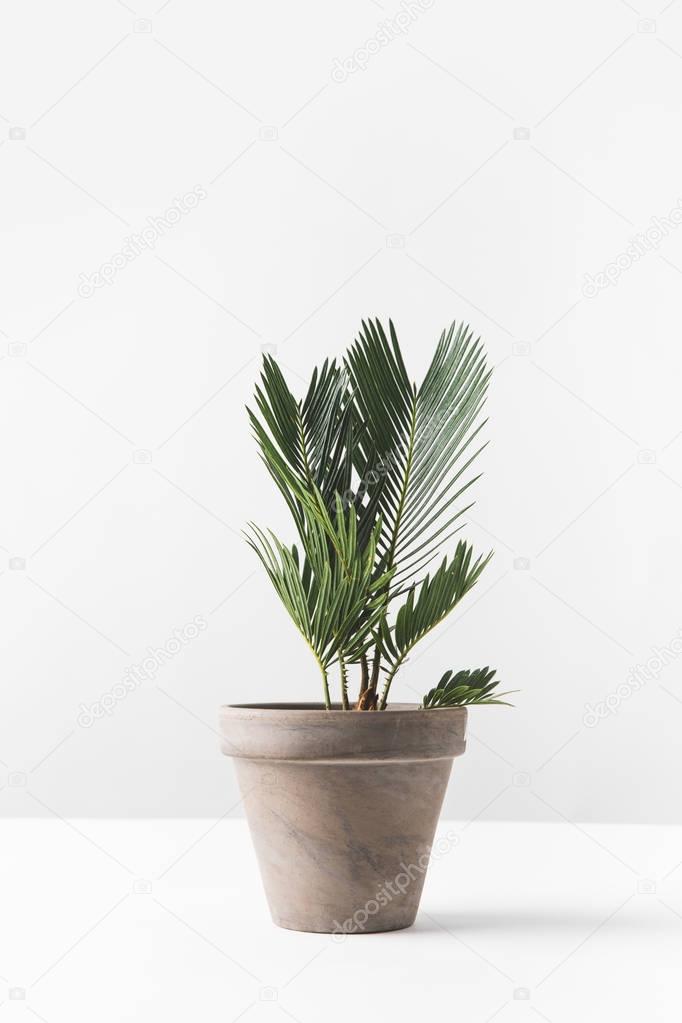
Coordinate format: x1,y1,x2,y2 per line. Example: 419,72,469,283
1,0,682,824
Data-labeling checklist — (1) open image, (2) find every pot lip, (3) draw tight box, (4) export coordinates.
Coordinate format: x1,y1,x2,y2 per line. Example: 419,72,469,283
219,702,467,762
221,702,466,716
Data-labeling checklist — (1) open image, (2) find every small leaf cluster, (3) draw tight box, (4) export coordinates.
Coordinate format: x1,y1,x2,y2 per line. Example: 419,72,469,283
422,669,515,708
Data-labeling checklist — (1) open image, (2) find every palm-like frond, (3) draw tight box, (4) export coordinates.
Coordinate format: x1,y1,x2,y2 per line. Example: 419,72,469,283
377,540,492,707
345,319,491,579
245,496,393,707
248,356,354,538
422,668,515,708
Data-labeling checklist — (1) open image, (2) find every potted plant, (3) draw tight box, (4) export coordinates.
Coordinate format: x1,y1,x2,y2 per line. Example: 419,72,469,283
220,318,512,933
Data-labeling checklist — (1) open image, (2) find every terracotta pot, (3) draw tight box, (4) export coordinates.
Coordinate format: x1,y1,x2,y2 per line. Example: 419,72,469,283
219,702,467,934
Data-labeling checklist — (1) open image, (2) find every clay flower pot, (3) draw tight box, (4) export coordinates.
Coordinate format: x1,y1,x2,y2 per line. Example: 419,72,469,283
220,703,467,934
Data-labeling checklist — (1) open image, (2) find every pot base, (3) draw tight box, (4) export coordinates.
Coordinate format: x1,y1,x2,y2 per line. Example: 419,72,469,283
271,915,415,935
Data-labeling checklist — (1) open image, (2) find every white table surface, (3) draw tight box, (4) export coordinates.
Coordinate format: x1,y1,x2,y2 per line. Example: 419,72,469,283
2,818,682,1022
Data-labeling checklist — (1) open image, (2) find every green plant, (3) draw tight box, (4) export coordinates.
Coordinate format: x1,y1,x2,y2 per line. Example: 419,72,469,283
246,318,509,711
422,668,514,708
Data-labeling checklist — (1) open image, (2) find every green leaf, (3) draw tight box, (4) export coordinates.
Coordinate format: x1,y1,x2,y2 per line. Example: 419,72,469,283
345,319,491,574
377,540,492,707
422,667,516,708
245,499,394,698
248,356,355,539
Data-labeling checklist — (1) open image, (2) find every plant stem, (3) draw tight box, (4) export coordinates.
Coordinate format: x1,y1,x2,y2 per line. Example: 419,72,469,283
378,656,404,710
339,651,349,710
370,646,380,694
356,649,380,710
358,653,369,704
320,664,332,710
301,636,332,709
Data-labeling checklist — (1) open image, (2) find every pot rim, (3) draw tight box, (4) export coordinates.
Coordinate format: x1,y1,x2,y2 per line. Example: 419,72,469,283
219,702,467,762
222,702,465,715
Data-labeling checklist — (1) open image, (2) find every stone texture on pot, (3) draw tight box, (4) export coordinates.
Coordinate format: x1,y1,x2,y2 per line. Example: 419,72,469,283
220,703,467,934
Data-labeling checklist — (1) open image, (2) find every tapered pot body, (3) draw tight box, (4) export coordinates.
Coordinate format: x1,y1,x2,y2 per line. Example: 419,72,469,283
220,703,467,934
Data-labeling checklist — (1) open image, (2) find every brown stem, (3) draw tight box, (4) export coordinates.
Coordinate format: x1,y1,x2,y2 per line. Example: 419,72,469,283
355,651,380,710
370,648,380,692
356,688,378,711
355,653,377,710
